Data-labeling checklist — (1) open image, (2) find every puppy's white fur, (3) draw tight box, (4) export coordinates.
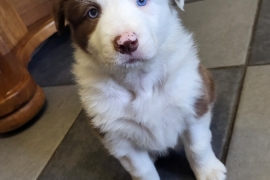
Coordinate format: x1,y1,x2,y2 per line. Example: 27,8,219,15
56,0,227,179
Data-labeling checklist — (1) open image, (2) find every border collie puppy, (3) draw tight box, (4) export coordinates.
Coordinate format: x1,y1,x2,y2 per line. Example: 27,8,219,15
53,0,226,179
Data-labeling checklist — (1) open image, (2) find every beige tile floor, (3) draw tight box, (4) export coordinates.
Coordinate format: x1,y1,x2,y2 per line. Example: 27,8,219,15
226,66,270,180
180,0,259,68
0,86,82,180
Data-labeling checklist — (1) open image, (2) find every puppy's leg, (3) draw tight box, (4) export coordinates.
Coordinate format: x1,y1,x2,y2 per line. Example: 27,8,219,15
182,110,227,180
106,139,160,180
119,150,160,180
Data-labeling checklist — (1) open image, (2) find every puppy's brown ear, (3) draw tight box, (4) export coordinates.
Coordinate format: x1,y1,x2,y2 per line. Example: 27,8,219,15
53,0,67,33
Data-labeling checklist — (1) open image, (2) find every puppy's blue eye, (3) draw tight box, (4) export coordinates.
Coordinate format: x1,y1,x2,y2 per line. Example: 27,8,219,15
137,0,147,6
88,8,99,19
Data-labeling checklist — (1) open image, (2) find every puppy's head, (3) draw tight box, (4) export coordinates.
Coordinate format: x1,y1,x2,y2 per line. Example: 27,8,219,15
53,0,185,67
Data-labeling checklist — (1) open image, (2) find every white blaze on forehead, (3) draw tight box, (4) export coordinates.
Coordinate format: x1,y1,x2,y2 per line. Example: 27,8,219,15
95,0,117,7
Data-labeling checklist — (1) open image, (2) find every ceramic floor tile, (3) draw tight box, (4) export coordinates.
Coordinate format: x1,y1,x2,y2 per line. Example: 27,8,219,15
210,67,244,159
29,28,75,87
37,67,244,180
249,0,270,65
226,66,270,180
0,86,82,180
181,0,259,68
37,111,131,180
38,111,194,180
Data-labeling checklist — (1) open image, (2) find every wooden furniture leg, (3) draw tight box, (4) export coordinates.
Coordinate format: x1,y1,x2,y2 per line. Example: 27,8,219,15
0,54,45,133
0,0,56,133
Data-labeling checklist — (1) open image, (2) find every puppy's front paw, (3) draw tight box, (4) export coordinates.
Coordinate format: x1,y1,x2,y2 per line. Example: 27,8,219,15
195,158,227,180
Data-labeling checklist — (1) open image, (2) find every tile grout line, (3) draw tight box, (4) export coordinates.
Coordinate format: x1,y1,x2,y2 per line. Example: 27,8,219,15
222,0,263,163
208,61,270,71
247,63,270,67
35,108,83,180
41,84,77,88
209,65,245,71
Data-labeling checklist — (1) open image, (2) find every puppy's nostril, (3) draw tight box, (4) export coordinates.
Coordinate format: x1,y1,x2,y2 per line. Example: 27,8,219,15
128,39,139,52
131,41,137,46
119,45,126,52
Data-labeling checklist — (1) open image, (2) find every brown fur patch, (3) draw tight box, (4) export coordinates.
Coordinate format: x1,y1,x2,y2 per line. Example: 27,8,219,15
53,0,68,33
53,0,101,51
195,64,215,117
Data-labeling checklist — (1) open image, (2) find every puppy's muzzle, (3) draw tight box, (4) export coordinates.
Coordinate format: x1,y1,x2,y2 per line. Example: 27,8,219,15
113,32,139,55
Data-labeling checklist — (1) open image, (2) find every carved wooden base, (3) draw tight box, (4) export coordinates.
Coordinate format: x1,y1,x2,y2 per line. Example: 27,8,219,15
0,86,45,133
0,53,45,133
0,0,56,133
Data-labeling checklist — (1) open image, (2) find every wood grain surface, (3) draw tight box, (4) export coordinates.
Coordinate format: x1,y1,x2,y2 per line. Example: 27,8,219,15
10,0,53,27
0,53,37,117
0,0,27,55
13,16,58,66
0,0,54,133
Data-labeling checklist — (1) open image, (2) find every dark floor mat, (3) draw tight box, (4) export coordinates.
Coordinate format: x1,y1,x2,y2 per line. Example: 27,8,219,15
29,27,75,87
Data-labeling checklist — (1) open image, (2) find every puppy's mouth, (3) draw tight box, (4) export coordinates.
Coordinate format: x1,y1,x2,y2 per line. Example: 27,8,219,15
126,58,144,64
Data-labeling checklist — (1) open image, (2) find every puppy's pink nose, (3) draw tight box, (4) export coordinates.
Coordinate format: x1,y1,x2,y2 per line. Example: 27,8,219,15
113,32,139,54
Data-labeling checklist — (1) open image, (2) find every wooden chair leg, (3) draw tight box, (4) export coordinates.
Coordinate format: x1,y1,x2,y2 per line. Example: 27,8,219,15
0,53,45,133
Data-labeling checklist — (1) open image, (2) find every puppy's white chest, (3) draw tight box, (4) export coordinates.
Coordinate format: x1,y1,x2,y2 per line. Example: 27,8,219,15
121,91,184,151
